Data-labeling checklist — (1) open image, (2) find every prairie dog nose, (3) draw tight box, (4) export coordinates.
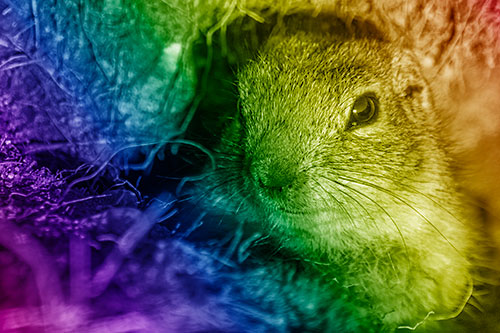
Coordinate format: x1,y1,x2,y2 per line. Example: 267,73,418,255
251,156,298,191
249,139,299,192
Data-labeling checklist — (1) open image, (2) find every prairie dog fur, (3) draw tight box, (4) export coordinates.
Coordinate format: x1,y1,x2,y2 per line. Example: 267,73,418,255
197,14,492,330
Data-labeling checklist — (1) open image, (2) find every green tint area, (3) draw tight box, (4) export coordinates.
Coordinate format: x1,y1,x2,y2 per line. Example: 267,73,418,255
78,0,195,139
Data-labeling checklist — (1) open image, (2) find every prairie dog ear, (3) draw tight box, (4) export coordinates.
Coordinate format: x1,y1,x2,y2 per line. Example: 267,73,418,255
391,49,429,97
391,49,436,123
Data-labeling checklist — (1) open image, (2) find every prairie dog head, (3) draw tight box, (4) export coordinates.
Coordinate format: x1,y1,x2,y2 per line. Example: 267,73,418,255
201,25,483,329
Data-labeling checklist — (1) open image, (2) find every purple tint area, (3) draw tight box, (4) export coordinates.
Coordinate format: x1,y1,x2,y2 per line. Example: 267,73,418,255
0,140,358,331
0,0,110,164
0,138,287,332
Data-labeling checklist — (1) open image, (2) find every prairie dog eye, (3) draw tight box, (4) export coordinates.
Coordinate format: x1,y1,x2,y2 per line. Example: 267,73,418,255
348,94,378,128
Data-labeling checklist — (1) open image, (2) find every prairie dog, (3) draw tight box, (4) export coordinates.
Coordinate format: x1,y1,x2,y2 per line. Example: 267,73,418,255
198,16,489,330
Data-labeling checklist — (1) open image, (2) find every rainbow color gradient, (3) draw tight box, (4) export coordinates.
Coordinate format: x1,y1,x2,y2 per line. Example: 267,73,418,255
1,0,500,332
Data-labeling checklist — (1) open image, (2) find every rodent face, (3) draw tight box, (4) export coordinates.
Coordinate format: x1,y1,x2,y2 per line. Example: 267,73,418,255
237,36,430,222
202,32,480,328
